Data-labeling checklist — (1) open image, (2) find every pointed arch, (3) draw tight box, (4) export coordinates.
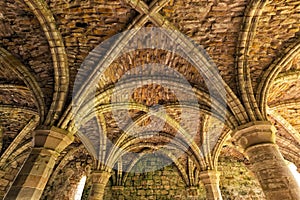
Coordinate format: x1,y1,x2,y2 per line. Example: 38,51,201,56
62,80,237,131
0,115,39,168
23,0,69,125
0,48,45,122
48,145,86,186
121,151,190,186
257,39,300,118
267,107,300,142
68,27,247,129
236,0,268,121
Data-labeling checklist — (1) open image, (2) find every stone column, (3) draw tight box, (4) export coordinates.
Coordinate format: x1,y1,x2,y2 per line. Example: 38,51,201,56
233,121,300,200
186,186,199,200
112,186,124,200
199,170,222,200
88,170,112,200
4,127,74,200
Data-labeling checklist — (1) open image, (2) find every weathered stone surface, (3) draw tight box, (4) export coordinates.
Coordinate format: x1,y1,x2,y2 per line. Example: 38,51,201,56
41,144,92,200
249,0,300,90
218,155,266,200
4,127,74,200
46,0,137,102
0,0,54,108
0,111,35,153
199,170,222,200
233,122,300,200
0,0,300,200
103,156,206,200
161,0,248,94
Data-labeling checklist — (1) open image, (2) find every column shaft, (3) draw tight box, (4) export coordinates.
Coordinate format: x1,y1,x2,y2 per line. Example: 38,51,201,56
4,127,73,200
4,148,58,199
234,122,300,200
246,143,300,199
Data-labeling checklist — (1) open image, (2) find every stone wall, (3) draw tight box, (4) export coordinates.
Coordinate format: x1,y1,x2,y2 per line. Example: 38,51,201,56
42,151,266,200
218,156,266,200
99,154,266,200
22,149,269,200
103,155,206,200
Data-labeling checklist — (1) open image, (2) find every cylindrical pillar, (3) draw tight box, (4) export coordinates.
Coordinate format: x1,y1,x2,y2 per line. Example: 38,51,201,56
4,127,74,200
233,122,300,200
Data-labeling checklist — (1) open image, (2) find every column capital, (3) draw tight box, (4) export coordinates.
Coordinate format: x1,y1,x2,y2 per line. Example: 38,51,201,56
33,126,74,153
232,121,276,150
88,169,112,200
91,169,112,183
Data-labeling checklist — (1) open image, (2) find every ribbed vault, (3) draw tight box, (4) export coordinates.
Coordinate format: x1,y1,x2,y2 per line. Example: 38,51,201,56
0,0,299,199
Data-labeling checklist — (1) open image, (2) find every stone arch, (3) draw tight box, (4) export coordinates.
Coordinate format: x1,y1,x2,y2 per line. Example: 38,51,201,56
236,0,268,121
66,80,237,130
22,0,69,125
106,132,205,171
65,27,247,129
257,40,300,118
0,48,45,122
0,114,38,168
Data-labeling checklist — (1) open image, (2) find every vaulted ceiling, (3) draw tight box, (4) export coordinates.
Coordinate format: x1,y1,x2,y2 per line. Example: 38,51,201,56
0,0,299,195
